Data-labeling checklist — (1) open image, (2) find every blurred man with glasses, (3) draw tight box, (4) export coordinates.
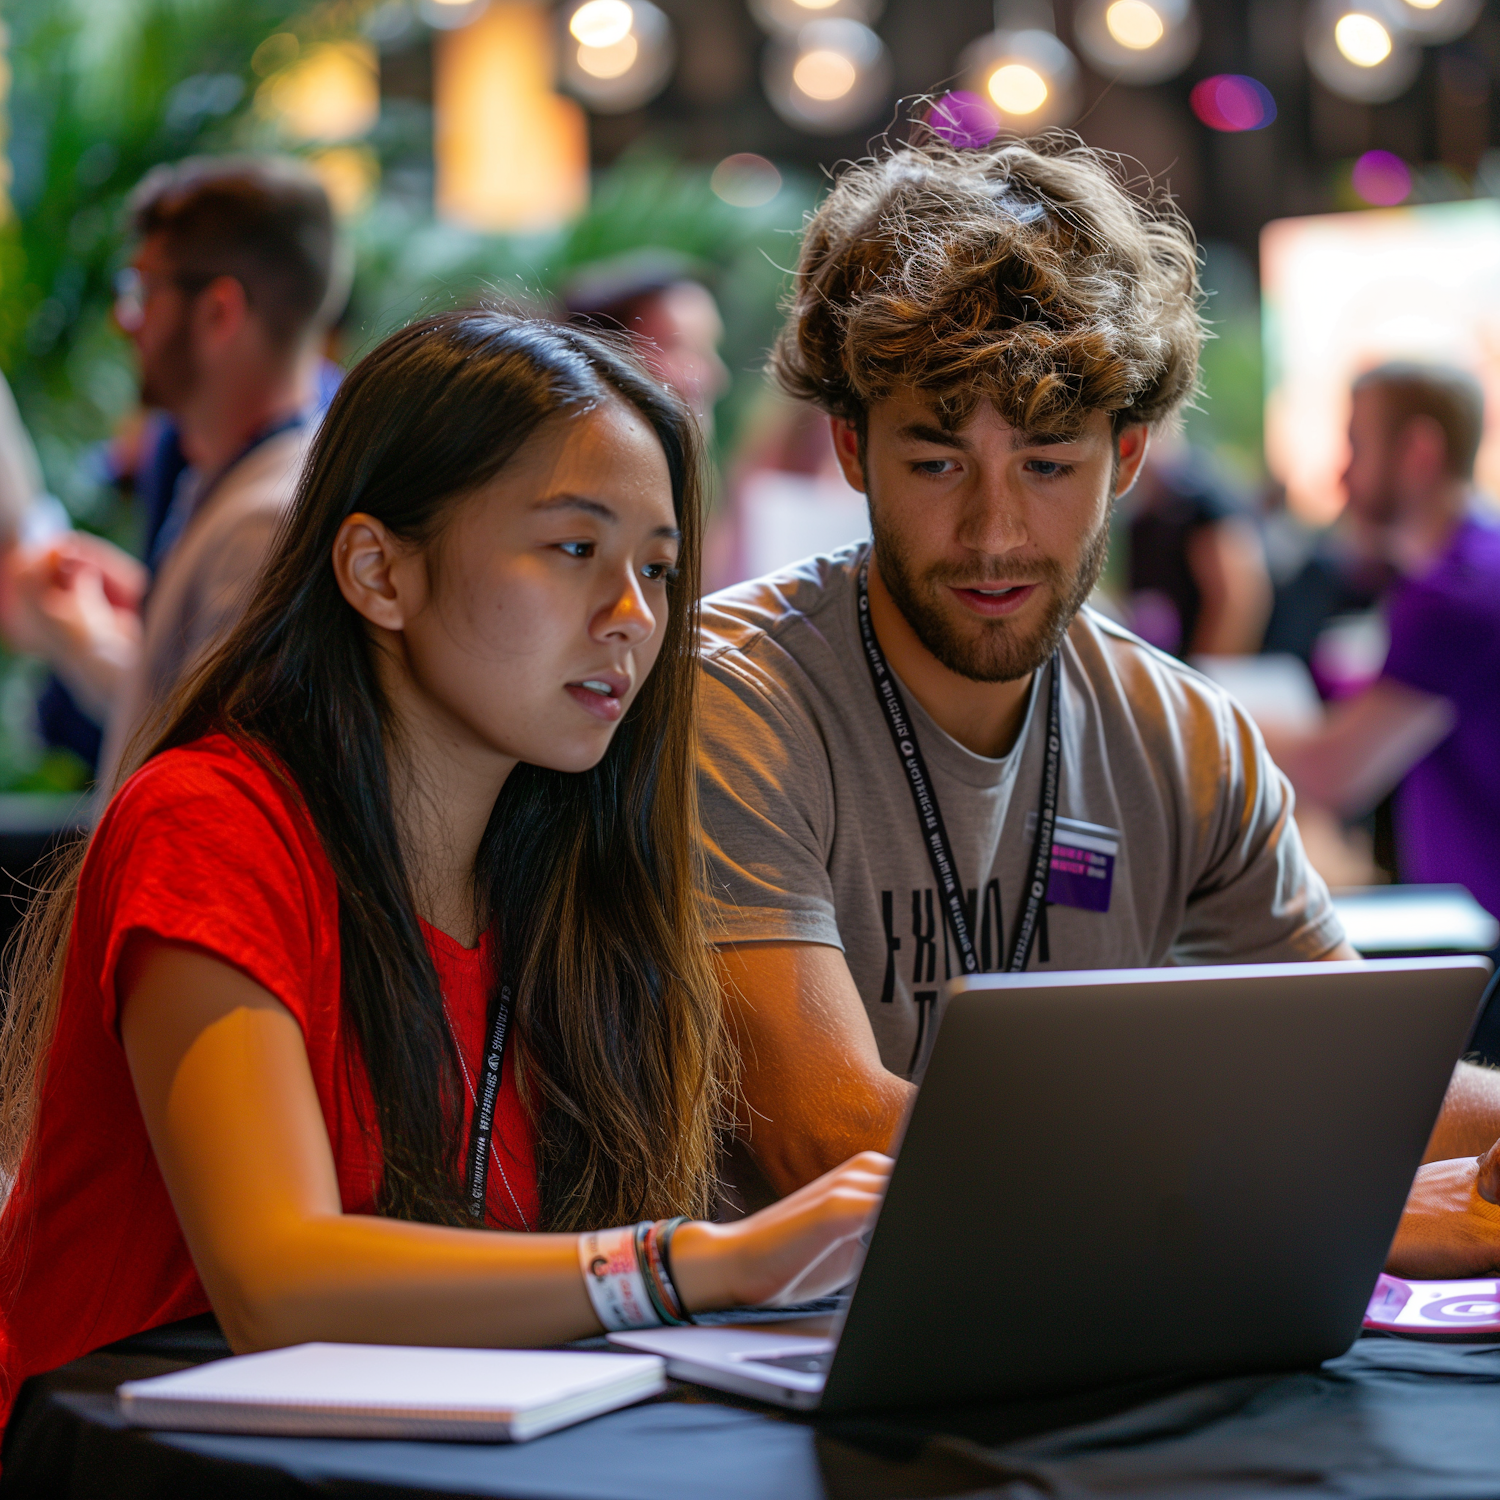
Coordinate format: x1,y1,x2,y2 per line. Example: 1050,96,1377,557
3,155,342,787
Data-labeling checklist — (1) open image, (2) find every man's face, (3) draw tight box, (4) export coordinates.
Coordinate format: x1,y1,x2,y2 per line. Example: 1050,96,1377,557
837,391,1147,683
1342,385,1399,528
124,234,199,413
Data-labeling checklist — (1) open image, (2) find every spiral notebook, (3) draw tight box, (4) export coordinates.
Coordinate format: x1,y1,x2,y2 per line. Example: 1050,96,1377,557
117,1343,666,1442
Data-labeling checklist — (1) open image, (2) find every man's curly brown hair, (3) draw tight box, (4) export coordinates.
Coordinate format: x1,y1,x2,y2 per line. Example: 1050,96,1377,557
771,134,1204,438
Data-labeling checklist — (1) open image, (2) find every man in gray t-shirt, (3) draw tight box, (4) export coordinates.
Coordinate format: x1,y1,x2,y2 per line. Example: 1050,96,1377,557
701,542,1342,1083
698,138,1500,1278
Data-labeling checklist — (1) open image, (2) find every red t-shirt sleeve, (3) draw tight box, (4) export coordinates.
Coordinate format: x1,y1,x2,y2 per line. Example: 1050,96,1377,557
80,740,325,1038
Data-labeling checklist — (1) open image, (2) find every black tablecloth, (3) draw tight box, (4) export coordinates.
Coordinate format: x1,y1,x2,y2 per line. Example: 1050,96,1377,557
5,1329,1500,1499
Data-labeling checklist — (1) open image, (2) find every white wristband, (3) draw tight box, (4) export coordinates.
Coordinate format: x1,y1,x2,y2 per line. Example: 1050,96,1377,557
578,1224,662,1332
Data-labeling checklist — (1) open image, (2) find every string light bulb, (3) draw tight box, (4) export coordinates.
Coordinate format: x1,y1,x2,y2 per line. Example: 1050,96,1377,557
748,0,883,36
560,0,675,111
1107,0,1164,48
1074,0,1199,84
989,62,1049,113
1305,0,1418,102
569,0,633,47
959,24,1079,130
1335,11,1393,64
763,18,891,132
1388,0,1481,40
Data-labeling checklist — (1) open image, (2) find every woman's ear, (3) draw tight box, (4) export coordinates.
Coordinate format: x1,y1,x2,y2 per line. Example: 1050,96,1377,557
332,513,418,631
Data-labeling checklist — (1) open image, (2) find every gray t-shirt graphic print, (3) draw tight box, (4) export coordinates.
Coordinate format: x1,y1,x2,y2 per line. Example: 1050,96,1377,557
697,543,1344,1079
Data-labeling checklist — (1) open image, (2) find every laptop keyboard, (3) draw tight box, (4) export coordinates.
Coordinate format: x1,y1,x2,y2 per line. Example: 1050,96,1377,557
747,1351,833,1375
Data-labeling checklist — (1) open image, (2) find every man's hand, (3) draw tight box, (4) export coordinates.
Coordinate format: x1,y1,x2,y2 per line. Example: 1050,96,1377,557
1386,1138,1500,1279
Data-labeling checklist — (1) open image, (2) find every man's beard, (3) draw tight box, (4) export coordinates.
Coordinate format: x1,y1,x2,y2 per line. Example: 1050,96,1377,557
871,509,1111,684
138,308,197,412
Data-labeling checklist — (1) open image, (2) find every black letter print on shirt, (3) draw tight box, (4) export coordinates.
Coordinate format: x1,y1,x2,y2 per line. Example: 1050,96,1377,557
880,891,903,1004
911,888,937,984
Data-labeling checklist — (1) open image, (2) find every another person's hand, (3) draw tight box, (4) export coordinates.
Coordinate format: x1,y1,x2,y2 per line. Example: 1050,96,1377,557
670,1151,892,1314
1386,1138,1500,1278
1,535,145,717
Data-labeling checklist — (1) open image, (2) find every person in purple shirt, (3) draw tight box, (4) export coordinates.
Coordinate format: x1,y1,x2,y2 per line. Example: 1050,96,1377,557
1270,362,1500,927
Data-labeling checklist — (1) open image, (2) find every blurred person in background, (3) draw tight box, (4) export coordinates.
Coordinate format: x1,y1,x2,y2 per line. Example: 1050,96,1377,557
1,156,341,789
1122,433,1272,658
705,391,869,593
0,373,59,550
1265,362,1499,932
563,252,730,436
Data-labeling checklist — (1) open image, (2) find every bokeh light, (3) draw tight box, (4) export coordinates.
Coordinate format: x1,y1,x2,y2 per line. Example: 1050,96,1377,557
793,48,858,100
763,18,890,132
1189,73,1276,131
710,153,782,207
988,62,1048,115
959,27,1079,128
1391,0,1482,40
1351,149,1412,205
1075,0,1199,84
561,0,674,112
577,34,638,78
748,0,883,35
927,90,1000,149
1305,0,1420,100
1106,0,1165,48
569,0,633,46
255,40,380,142
1334,12,1393,65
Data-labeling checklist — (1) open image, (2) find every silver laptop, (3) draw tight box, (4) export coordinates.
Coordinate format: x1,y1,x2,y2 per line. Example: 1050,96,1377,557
611,957,1490,1412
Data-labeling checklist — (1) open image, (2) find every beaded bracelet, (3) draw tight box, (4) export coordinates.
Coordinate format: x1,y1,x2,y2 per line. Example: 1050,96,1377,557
578,1219,697,1331
638,1218,692,1326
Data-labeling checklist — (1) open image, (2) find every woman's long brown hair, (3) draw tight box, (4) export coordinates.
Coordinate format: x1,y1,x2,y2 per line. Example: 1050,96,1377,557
0,310,730,1231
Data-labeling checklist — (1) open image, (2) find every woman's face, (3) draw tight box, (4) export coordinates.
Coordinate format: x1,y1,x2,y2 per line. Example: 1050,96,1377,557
347,395,682,778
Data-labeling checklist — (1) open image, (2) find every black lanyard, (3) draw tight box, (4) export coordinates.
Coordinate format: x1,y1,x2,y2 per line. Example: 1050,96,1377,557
855,559,1061,975
464,969,514,1220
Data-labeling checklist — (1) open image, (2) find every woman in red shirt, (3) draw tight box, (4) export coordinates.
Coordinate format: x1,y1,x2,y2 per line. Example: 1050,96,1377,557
0,310,888,1426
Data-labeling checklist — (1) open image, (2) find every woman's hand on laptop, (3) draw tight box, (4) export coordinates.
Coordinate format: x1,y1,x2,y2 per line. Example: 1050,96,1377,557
1386,1138,1500,1278
669,1152,892,1314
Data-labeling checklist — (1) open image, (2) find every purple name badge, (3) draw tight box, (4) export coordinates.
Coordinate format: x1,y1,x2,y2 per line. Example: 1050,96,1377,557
1035,817,1119,914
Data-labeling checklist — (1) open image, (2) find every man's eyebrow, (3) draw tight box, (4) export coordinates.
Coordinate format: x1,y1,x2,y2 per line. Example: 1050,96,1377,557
896,420,1077,450
896,420,968,448
533,494,680,542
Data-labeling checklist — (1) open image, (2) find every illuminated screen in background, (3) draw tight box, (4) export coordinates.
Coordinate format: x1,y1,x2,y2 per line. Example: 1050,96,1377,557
1261,200,1500,526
